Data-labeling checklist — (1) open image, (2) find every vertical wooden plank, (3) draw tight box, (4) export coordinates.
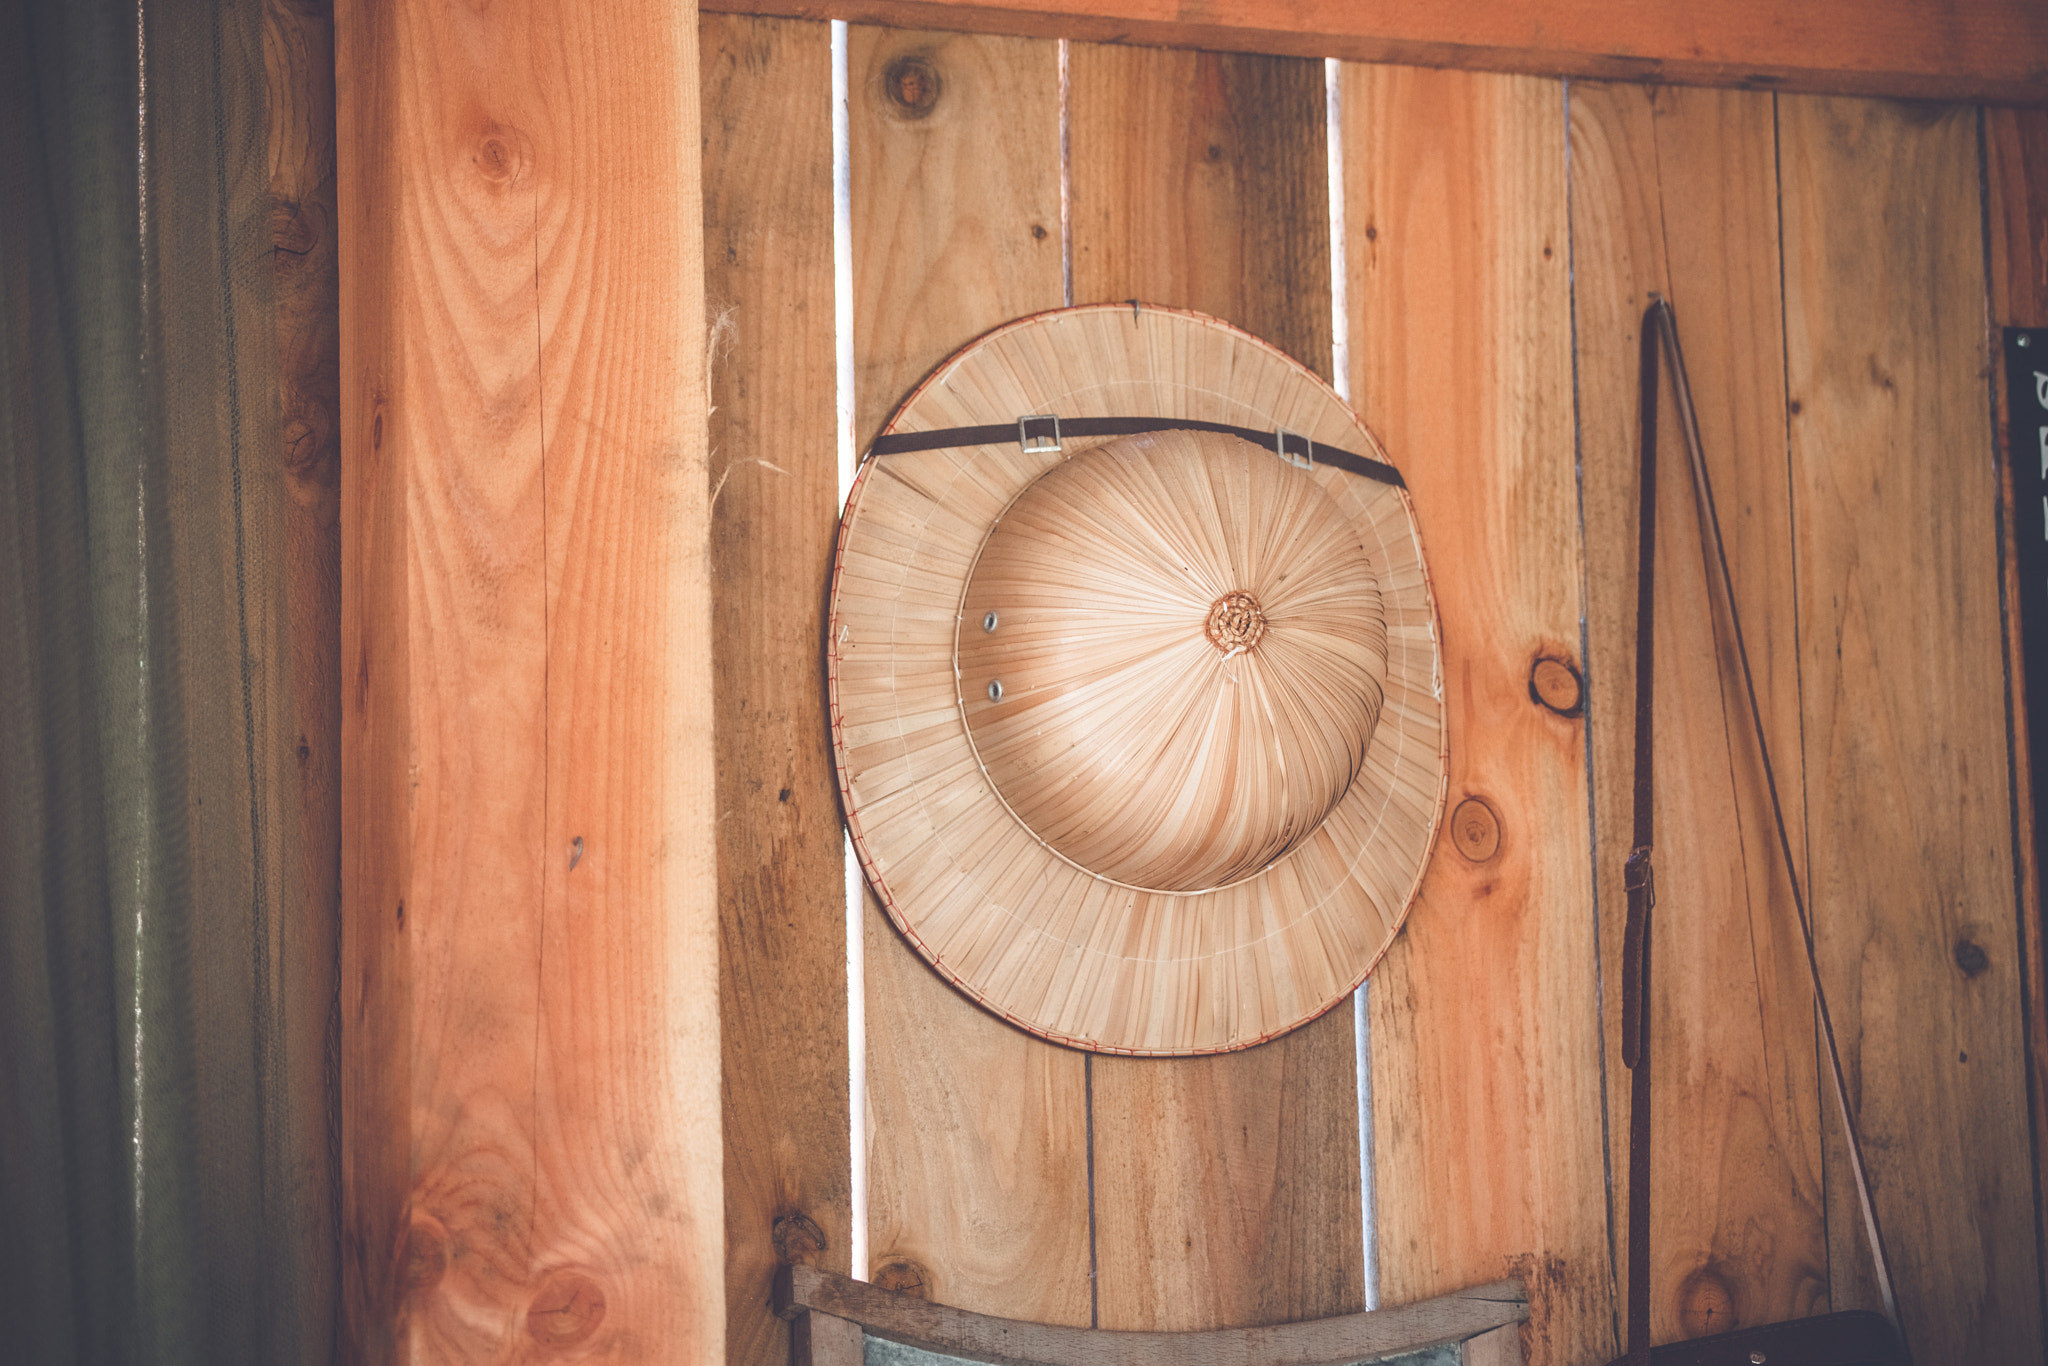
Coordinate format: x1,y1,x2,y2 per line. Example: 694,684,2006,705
702,17,849,1366
334,0,411,1353
1568,83,1829,1340
1341,65,1613,1365
1065,45,1362,1333
336,0,722,1361
1068,47,1332,377
851,26,1063,449
1984,103,2048,1341
1780,94,2043,1359
849,25,1091,1326
265,1,342,1361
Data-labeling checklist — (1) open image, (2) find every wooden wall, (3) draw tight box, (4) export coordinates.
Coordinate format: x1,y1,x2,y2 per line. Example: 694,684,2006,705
702,17,2048,1365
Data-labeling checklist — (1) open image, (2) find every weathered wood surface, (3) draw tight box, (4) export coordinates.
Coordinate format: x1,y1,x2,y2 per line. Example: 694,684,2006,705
698,0,2048,105
336,0,723,1360
779,1265,1526,1366
1066,46,1331,377
1778,95,2041,1359
334,0,412,1352
702,16,851,1366
850,26,1063,450
265,2,343,1360
1339,64,1612,1364
1985,102,2048,1350
1567,82,1828,1340
849,25,1091,1325
1063,44,1361,1332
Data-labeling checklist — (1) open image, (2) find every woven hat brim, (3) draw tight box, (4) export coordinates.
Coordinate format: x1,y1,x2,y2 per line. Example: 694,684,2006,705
829,304,1447,1056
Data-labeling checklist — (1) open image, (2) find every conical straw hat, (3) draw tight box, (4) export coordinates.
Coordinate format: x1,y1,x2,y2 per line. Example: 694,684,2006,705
830,304,1445,1055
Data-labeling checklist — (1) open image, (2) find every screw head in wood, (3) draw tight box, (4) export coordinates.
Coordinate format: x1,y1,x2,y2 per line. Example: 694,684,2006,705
987,679,1003,701
983,610,998,632
1450,797,1501,862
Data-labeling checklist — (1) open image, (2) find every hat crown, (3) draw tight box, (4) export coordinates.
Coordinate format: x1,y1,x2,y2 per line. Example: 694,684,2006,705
957,430,1388,893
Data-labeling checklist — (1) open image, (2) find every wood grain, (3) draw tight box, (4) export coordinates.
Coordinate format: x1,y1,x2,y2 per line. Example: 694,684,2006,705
1779,94,2042,1359
1567,82,1827,1341
336,1,722,1361
1340,64,1612,1365
266,1,343,1360
335,0,412,1353
780,1265,1526,1366
698,0,2048,105
701,16,850,1366
1988,110,2048,326
849,24,1089,1325
1067,46,1331,377
1064,46,1360,1332
1985,101,2048,1352
850,25,1063,450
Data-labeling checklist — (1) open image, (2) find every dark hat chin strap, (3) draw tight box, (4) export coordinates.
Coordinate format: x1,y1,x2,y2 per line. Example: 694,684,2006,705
1625,296,1903,1361
866,415,1407,490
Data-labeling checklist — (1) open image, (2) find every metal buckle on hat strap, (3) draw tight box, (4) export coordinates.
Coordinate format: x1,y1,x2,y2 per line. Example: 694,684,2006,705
1275,427,1314,470
1018,414,1062,454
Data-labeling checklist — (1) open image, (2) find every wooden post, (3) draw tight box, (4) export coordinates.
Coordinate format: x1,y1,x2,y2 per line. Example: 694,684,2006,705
335,1,722,1361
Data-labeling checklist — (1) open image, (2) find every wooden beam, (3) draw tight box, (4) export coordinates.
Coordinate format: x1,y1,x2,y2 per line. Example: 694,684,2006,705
336,0,722,1360
698,0,2048,106
776,1265,1527,1366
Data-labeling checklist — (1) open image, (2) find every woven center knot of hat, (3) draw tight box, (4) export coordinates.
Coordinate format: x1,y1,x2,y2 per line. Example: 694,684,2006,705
957,428,1389,893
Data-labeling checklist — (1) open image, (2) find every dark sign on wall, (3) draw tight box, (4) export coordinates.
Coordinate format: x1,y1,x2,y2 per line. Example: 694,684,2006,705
2007,328,2048,885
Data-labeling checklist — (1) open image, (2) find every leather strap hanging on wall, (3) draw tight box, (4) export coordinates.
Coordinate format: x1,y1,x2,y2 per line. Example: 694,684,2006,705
1614,297,1908,1366
869,415,1407,488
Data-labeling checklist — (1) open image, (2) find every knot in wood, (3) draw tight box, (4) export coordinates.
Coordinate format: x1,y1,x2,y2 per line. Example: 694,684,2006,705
1205,590,1267,654
882,54,941,119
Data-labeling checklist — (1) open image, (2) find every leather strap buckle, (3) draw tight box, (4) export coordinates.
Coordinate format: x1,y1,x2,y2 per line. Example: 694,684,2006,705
1018,413,1061,454
1275,426,1314,470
